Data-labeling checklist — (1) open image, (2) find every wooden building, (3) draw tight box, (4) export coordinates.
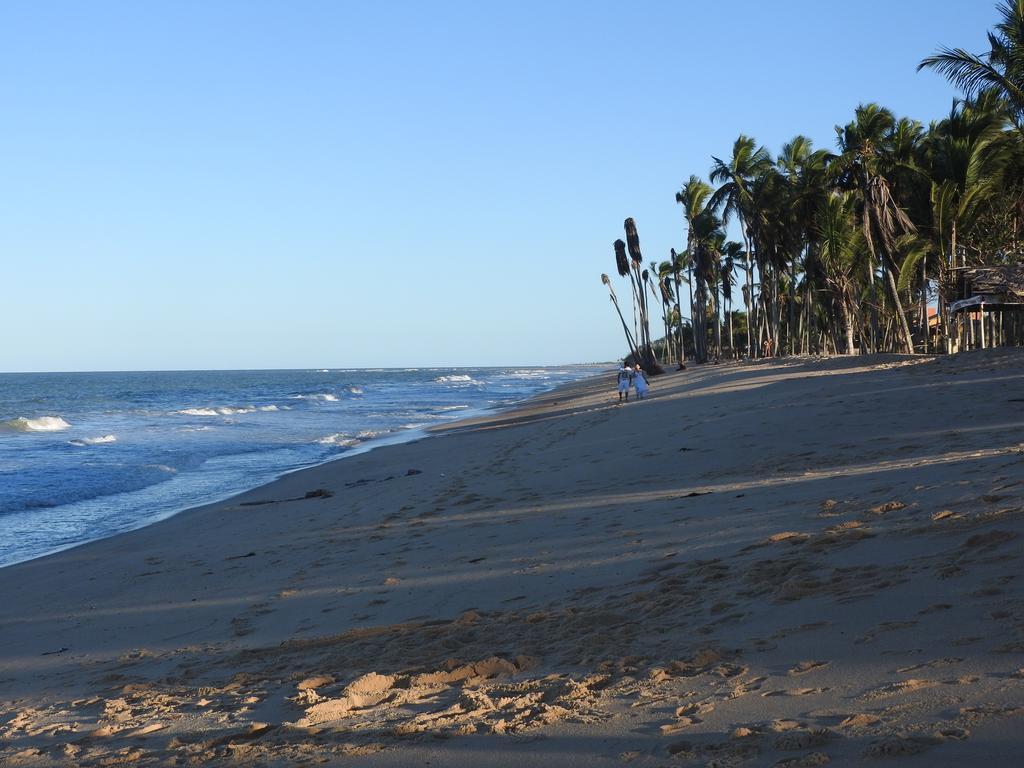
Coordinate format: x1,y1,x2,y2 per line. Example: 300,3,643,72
944,265,1024,351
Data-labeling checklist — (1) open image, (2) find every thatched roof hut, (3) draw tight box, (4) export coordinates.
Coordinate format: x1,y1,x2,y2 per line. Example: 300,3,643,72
945,265,1024,312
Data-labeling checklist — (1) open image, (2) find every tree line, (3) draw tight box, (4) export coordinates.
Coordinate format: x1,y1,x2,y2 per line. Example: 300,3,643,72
603,0,1024,369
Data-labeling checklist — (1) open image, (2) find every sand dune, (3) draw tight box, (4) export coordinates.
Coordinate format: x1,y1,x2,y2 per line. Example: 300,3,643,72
1,350,1023,765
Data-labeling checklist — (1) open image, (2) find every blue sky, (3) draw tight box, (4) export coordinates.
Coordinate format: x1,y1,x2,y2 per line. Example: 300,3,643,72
0,1,999,371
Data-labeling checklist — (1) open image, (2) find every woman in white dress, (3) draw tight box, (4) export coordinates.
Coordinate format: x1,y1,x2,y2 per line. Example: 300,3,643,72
633,365,649,399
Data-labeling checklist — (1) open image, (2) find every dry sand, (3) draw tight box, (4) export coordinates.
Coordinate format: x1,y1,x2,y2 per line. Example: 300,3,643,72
1,350,1023,766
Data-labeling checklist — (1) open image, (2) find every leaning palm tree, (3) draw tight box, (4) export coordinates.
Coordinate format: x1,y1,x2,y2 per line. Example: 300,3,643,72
601,274,640,362
919,0,1024,126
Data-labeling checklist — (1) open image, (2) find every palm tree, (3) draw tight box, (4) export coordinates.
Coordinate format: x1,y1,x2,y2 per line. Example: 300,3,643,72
778,136,832,354
721,241,743,357
905,93,1013,349
815,192,865,354
919,0,1024,126
834,104,917,353
669,248,689,365
709,136,773,357
689,210,726,363
601,274,641,362
675,177,713,361
624,218,661,372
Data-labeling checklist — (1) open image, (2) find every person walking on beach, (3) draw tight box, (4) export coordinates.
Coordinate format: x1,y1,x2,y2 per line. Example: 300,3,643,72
633,364,649,400
616,364,632,403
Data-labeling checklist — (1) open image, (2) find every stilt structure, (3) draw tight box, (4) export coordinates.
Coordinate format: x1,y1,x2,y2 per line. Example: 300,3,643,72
945,265,1024,351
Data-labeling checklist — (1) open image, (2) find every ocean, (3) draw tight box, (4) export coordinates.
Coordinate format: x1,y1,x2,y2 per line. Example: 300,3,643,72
0,365,606,568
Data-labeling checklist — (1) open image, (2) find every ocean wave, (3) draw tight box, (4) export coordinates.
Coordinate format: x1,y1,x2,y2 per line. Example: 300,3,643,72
348,386,363,395
176,407,219,417
433,404,470,412
434,375,482,386
259,405,280,411
317,432,357,447
175,406,269,416
69,435,117,447
0,416,72,433
290,393,339,402
143,464,178,474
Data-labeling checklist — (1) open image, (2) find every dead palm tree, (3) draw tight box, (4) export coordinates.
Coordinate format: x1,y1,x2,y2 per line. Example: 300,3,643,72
624,218,660,371
601,274,640,362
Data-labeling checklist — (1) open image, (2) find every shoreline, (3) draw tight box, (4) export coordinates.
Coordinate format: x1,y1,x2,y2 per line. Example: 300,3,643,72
0,368,612,572
2,351,1023,766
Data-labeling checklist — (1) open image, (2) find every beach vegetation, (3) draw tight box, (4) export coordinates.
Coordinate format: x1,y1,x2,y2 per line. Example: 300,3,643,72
603,0,1024,361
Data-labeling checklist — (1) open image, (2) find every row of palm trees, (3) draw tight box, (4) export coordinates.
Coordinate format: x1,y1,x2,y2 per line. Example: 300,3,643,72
603,0,1024,367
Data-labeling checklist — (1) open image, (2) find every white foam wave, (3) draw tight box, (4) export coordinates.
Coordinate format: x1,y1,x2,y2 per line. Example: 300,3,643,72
176,405,267,417
69,434,117,446
1,416,72,432
259,405,280,412
144,464,178,474
317,432,357,447
348,387,363,395
434,404,470,412
291,393,339,402
434,375,482,386
176,408,218,417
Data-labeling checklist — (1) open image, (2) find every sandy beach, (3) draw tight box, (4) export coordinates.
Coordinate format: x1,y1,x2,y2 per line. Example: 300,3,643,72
2,351,1023,766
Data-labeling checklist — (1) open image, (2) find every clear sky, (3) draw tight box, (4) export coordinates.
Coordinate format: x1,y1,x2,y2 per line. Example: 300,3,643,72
0,0,999,371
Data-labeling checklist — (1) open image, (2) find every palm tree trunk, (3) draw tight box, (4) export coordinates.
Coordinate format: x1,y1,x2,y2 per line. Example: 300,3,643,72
714,284,722,361
673,268,685,364
882,258,915,354
728,295,735,359
741,224,754,358
839,292,856,354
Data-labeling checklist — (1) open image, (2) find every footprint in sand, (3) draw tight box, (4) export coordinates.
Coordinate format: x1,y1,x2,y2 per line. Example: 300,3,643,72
862,678,937,700
788,660,830,676
839,713,881,729
774,727,834,750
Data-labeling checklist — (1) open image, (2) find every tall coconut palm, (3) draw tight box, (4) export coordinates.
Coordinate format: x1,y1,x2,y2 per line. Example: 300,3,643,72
709,136,773,356
721,241,743,357
778,136,832,354
669,248,689,365
675,177,713,361
815,193,865,354
834,104,916,353
689,210,726,363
